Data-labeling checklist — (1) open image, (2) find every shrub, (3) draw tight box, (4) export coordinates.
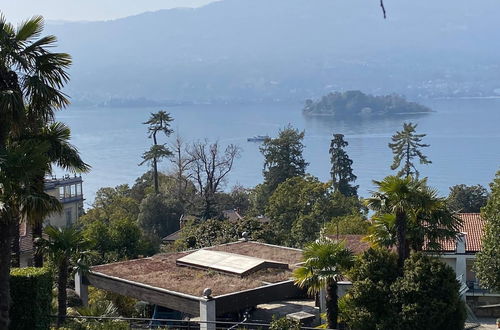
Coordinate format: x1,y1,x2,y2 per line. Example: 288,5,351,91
269,316,301,330
391,253,466,330
340,248,399,330
10,267,52,330
341,251,466,330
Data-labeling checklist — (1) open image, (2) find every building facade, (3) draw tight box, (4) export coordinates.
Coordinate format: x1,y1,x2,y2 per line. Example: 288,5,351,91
19,175,85,267
44,175,84,227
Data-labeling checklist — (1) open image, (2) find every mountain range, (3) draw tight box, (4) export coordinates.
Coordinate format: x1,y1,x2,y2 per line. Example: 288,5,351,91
45,0,500,105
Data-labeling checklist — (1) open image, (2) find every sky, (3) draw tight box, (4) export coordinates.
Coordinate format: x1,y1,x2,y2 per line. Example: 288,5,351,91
2,0,218,23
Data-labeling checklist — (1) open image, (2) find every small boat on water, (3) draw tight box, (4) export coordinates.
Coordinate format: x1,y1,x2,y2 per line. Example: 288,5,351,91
247,135,270,142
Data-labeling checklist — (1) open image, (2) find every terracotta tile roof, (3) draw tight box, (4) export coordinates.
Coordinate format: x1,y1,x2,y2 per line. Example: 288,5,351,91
435,213,485,253
326,234,371,254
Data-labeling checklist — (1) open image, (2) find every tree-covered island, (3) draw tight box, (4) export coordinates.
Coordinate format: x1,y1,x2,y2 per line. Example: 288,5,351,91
303,90,431,117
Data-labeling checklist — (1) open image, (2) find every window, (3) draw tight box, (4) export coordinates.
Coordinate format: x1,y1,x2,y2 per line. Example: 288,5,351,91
70,184,76,197
64,185,71,198
76,183,82,196
65,209,73,227
59,187,64,199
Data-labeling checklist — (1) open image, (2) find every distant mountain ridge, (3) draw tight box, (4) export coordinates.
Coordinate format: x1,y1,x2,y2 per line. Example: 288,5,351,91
45,0,500,105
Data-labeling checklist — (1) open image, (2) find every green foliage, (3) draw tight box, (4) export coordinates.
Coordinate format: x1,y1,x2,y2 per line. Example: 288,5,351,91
55,320,129,330
80,185,159,264
392,253,465,330
260,125,308,192
365,176,460,265
303,91,431,117
176,217,272,250
137,193,181,238
341,251,465,330
475,170,500,291
139,144,173,167
10,267,52,330
340,249,399,330
269,316,301,330
141,111,174,194
323,214,370,236
248,183,271,216
267,176,362,246
266,176,328,245
389,122,431,178
87,287,139,318
447,184,489,213
329,133,358,197
293,238,353,329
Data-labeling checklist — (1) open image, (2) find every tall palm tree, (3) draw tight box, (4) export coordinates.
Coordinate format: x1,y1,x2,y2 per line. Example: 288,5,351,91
39,225,89,327
29,122,90,267
293,239,353,329
0,141,60,329
1,13,73,328
142,111,174,194
365,176,460,269
365,176,423,269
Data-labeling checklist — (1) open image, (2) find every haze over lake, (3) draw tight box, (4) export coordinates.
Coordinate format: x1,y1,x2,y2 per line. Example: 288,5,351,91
56,98,500,206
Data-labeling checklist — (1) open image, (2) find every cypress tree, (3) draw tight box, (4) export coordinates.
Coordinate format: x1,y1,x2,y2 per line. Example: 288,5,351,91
329,133,358,197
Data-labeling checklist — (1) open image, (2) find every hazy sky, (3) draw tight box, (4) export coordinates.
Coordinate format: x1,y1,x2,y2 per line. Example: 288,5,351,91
2,0,218,23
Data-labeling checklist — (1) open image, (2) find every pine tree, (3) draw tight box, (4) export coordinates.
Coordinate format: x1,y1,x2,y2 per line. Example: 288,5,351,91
260,125,308,192
389,122,431,177
141,111,174,194
329,133,358,197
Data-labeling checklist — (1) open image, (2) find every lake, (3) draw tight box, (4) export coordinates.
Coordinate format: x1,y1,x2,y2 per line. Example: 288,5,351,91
56,98,500,207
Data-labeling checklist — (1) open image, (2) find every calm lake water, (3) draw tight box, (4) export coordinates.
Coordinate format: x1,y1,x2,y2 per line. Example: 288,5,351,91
56,98,500,207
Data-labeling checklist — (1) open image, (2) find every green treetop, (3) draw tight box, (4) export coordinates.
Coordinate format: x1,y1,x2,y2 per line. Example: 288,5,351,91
389,122,431,177
329,133,358,197
447,184,489,213
260,125,308,192
141,111,174,194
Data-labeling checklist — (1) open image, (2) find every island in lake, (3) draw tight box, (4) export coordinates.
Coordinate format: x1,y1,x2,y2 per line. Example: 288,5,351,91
303,90,432,117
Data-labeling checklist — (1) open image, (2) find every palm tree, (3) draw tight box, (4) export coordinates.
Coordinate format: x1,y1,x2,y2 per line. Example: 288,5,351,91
39,225,89,327
365,176,460,269
1,14,73,328
365,176,423,269
142,111,174,194
29,122,90,267
293,239,353,329
0,141,60,329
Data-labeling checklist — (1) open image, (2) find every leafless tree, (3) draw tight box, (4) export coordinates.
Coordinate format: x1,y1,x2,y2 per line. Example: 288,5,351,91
187,140,241,218
169,135,195,211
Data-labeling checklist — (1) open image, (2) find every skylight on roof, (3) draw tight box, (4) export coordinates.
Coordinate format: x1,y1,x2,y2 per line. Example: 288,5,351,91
176,250,288,277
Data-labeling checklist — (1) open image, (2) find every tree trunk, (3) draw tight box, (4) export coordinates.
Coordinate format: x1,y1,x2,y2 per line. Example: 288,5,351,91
0,220,13,330
57,258,69,328
152,132,159,195
33,222,44,267
33,175,45,267
396,210,408,271
325,280,338,329
11,216,20,268
153,157,159,195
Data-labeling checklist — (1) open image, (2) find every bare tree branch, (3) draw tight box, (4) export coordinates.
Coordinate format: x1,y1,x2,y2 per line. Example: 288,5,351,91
187,140,241,218
380,0,387,19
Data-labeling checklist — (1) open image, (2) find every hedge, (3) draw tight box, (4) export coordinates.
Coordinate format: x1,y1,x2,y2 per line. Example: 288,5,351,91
10,267,52,330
